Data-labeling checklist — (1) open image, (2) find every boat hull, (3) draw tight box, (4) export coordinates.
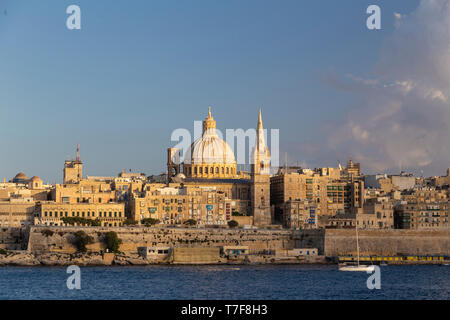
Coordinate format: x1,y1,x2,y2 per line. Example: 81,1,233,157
339,265,376,272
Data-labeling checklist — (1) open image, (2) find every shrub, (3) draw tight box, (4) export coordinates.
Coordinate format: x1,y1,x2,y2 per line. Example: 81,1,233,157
41,229,54,237
0,248,7,255
141,218,160,227
228,220,239,229
91,219,101,227
72,231,94,253
62,217,101,227
103,231,122,253
183,219,197,227
123,219,138,226
232,211,245,216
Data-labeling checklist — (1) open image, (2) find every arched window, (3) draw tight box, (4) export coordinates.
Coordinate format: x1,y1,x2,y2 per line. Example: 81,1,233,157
194,167,197,174
199,167,202,174
215,167,219,174
226,167,229,174
222,167,224,174
210,167,213,174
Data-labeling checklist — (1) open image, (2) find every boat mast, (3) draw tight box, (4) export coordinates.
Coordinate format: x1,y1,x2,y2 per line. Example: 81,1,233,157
356,223,360,266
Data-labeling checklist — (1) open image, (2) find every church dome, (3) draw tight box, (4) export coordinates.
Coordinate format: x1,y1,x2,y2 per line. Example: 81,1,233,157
14,172,28,179
30,176,42,182
182,108,237,179
186,131,236,165
13,172,28,183
185,109,236,165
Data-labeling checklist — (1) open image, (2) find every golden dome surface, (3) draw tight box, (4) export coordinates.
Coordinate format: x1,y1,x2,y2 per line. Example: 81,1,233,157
182,108,237,179
184,108,236,165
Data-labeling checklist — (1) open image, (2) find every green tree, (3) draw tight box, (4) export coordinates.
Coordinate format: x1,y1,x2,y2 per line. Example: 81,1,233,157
72,231,94,253
183,219,197,227
232,211,244,216
228,220,239,229
141,218,160,227
62,217,101,227
103,231,122,253
123,219,138,226
90,219,101,226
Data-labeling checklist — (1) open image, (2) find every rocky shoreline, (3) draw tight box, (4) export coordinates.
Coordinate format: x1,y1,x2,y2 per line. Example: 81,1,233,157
1,251,446,266
0,251,331,267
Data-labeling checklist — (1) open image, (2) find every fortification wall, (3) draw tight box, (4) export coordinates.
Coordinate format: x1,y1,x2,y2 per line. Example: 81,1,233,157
23,227,450,257
324,229,449,256
0,227,29,250
27,226,303,254
172,247,221,264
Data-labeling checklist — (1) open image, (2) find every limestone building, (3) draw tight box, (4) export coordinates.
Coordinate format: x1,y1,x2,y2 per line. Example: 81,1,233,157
270,164,364,228
129,184,237,226
35,202,125,227
63,144,83,184
394,201,448,230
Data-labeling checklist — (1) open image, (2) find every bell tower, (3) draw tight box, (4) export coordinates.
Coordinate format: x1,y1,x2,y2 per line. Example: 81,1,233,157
63,144,83,184
167,147,181,180
251,109,272,226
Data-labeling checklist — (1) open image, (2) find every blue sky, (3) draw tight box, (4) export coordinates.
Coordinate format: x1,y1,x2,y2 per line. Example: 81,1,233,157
0,0,423,182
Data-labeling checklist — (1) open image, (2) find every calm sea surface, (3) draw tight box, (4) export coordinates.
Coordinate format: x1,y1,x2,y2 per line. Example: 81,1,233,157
0,265,448,300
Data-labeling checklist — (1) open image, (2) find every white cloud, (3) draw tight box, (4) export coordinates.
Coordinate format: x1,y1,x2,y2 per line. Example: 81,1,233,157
327,0,450,175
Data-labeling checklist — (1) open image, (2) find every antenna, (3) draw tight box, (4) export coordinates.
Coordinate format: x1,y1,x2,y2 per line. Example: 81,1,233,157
285,152,287,171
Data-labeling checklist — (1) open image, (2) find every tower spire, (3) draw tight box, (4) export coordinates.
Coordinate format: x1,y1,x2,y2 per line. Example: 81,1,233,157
258,108,263,130
76,144,80,162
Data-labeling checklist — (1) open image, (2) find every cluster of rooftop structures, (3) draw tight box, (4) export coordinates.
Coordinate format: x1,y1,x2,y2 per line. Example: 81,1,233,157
0,109,448,231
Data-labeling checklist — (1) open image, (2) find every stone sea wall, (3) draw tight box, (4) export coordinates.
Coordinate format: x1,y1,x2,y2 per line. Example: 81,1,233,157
324,229,450,256
0,227,29,250
27,226,305,254
1,226,447,259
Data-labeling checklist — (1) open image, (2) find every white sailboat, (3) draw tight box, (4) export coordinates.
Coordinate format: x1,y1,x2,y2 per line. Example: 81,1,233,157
339,224,375,272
